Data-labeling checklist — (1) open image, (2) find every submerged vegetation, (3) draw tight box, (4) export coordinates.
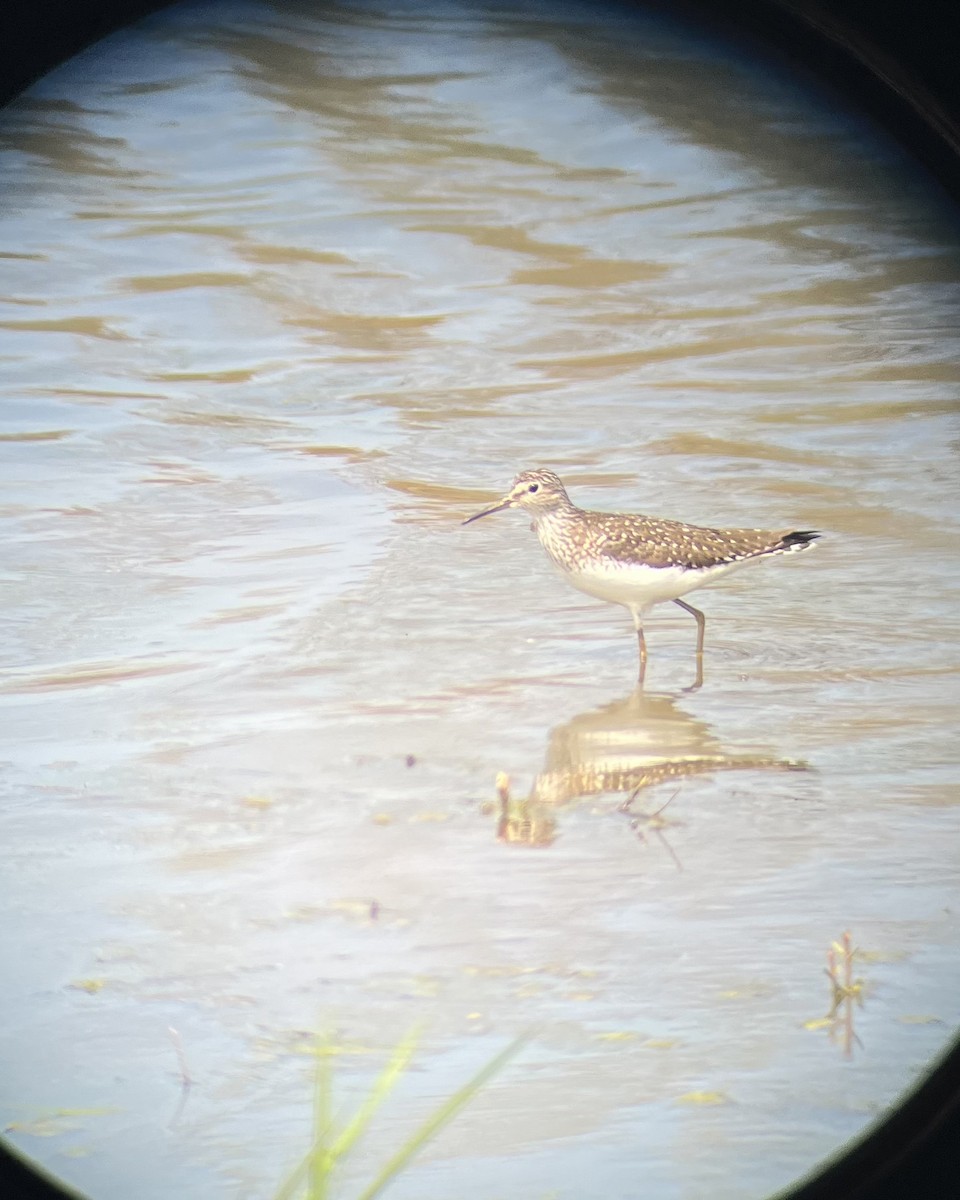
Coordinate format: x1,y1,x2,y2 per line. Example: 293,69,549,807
804,931,867,1056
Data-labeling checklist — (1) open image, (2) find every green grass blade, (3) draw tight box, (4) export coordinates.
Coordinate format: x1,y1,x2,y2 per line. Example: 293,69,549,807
274,1026,422,1200
353,1033,528,1200
308,1032,335,1200
273,1032,339,1200
274,1147,311,1200
322,1025,421,1170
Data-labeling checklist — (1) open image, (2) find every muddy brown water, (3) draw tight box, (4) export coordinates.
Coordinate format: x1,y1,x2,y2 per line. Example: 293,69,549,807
2,1,960,1197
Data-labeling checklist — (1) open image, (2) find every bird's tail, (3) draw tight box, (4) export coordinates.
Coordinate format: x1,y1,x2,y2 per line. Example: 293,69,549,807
779,530,820,551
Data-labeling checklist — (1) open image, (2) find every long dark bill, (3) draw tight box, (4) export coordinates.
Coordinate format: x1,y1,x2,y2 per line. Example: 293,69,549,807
462,497,512,525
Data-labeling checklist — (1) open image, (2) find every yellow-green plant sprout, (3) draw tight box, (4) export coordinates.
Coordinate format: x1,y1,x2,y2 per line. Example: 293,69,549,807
275,1029,527,1200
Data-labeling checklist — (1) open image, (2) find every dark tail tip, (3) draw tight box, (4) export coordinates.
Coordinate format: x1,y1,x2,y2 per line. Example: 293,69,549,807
782,529,820,548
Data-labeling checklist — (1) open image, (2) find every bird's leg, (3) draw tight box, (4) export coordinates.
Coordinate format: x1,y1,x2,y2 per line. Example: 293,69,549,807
673,598,705,657
673,598,705,691
630,607,648,685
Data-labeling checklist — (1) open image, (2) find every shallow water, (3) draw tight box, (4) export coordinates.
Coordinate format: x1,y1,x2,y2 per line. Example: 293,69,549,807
2,1,960,1197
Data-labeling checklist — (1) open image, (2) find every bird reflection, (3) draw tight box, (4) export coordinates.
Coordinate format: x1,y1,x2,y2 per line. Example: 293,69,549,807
494,771,559,848
492,687,806,849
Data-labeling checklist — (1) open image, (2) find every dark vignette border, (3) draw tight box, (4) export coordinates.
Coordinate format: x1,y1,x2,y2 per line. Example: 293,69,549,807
0,1,958,1198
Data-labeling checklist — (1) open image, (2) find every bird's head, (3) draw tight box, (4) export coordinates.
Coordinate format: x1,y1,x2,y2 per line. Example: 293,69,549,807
462,469,571,524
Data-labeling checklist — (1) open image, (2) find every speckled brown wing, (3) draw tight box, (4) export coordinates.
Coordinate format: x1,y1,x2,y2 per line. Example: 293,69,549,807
581,511,819,569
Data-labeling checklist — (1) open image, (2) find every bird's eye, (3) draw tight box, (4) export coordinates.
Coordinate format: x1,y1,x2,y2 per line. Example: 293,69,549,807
528,483,539,493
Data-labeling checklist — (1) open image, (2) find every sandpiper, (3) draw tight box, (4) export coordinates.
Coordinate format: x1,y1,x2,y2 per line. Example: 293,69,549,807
463,469,819,684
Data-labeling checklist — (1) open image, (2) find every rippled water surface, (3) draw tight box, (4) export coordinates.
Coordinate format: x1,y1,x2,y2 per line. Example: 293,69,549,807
2,1,960,1197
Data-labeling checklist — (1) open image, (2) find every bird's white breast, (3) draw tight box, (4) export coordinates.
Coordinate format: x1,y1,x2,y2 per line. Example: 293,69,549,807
546,548,749,614
562,558,722,606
